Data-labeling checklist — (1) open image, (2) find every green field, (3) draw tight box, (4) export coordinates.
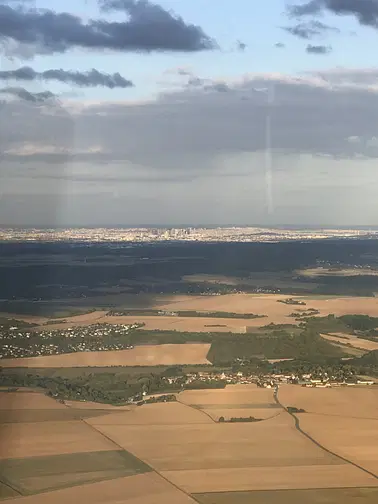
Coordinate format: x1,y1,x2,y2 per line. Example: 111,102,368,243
194,487,378,504
0,481,20,500
0,449,151,495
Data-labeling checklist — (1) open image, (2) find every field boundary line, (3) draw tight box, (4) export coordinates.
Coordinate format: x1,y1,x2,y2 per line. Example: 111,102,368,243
274,388,378,481
192,485,378,497
176,399,218,423
296,411,378,422
0,477,22,497
81,417,201,504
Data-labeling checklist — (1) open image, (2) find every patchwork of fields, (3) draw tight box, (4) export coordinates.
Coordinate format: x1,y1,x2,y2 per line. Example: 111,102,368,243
1,383,378,502
0,343,211,367
321,332,378,351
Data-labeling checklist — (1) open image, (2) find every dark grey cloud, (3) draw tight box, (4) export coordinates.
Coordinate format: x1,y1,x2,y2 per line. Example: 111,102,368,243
184,72,231,93
0,0,216,57
0,67,134,88
306,44,332,53
3,70,378,226
283,20,339,39
289,0,378,29
3,71,378,168
0,87,54,102
288,0,323,17
237,40,247,51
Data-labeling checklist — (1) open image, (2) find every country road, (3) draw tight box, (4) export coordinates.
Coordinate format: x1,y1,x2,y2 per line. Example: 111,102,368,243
273,386,378,480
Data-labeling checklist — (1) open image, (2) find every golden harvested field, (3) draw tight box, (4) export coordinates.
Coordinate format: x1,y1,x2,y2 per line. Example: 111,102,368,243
101,315,251,332
0,419,119,459
194,487,378,504
161,464,378,493
321,332,378,351
7,472,198,504
0,343,211,367
179,384,276,406
64,400,131,410
278,384,378,419
87,401,213,426
0,391,66,410
199,407,280,421
8,293,378,333
156,294,297,325
300,296,378,317
178,385,280,421
299,415,378,475
90,411,341,472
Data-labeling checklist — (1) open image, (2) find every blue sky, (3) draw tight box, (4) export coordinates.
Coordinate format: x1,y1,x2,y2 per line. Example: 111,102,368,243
9,0,376,102
2,0,378,226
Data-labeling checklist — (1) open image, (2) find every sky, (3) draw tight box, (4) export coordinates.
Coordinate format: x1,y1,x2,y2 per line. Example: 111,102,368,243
1,0,378,226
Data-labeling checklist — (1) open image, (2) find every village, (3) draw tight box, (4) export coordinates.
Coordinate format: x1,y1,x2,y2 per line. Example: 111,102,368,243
0,323,142,359
160,369,375,392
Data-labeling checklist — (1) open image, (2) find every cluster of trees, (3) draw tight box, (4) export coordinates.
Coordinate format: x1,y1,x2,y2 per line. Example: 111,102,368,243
287,407,306,414
143,394,176,404
0,368,182,405
207,329,345,365
108,309,265,320
218,416,262,423
278,298,306,306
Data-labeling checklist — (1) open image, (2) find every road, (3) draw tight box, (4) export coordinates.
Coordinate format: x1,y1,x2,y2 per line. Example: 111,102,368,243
274,386,378,480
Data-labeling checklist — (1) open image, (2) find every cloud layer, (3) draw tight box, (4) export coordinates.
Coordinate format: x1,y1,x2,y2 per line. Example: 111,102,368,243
0,67,133,88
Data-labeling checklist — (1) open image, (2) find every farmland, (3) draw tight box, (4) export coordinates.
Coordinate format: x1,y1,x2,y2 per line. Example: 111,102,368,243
3,240,378,501
1,375,378,501
5,473,198,504
0,343,211,367
178,384,280,421
0,390,155,498
194,487,378,504
321,333,378,352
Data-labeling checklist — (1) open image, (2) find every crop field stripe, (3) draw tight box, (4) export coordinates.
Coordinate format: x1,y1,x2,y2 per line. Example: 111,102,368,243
81,417,201,503
0,477,22,497
274,388,378,480
193,485,378,495
192,486,378,504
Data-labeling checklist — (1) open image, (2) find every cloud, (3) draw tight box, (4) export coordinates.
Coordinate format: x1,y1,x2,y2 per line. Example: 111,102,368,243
309,67,378,85
275,42,286,48
237,40,247,51
0,87,55,102
283,20,339,39
288,0,323,17
3,69,378,167
0,1,216,58
0,67,134,88
288,0,378,29
306,44,332,54
3,68,378,226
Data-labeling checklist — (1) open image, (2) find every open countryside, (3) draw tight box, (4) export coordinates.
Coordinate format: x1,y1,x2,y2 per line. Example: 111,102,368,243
2,241,378,501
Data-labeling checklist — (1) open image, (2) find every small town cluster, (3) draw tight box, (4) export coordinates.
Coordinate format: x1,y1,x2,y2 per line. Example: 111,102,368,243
161,370,375,391
0,323,141,359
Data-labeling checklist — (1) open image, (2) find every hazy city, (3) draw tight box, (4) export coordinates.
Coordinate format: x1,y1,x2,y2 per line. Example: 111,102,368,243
1,226,378,243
